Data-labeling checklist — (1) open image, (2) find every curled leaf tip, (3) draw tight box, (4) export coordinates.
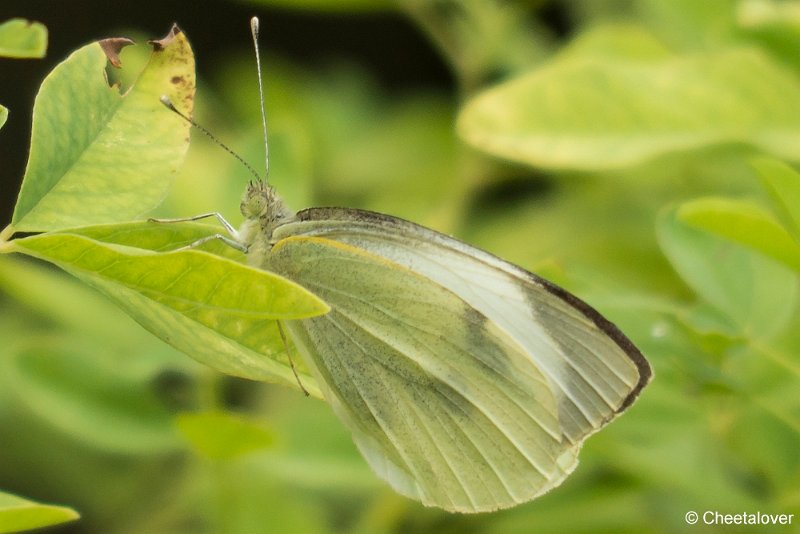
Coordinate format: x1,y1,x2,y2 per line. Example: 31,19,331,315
98,37,135,68
148,24,182,51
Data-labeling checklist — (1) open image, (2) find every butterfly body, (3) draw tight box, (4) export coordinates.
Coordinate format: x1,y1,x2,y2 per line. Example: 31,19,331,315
238,180,292,261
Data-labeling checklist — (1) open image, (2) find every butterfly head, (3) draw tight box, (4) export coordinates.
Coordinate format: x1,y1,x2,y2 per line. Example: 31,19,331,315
241,180,292,226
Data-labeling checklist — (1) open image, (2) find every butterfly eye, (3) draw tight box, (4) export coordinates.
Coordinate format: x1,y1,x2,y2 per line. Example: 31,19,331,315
240,183,269,218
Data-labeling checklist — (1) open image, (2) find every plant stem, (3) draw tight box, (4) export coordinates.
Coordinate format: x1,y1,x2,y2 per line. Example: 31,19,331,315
398,0,546,98
0,225,15,244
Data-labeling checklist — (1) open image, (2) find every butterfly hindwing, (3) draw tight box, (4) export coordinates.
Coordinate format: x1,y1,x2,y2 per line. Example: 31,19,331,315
267,234,579,512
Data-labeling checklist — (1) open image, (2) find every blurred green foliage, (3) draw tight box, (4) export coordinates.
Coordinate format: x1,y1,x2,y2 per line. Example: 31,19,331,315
2,0,800,532
0,17,49,129
0,18,46,59
0,491,78,533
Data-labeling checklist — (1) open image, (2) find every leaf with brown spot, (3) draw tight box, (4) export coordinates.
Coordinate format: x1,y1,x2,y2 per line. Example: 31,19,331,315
8,24,196,232
148,24,181,51
98,37,134,68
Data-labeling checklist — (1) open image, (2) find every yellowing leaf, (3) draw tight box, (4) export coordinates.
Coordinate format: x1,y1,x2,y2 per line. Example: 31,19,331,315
458,27,800,170
10,26,195,232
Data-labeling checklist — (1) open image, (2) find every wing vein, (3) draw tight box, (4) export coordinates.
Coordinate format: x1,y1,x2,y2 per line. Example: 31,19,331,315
315,294,562,479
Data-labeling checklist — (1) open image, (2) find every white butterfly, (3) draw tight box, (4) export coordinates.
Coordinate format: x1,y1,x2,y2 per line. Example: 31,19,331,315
156,17,652,513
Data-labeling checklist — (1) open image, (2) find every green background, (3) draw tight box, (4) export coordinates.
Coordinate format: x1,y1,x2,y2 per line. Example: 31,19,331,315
1,1,800,532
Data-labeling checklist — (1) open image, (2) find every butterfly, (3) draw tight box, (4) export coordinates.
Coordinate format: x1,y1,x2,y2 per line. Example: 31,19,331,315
156,17,652,513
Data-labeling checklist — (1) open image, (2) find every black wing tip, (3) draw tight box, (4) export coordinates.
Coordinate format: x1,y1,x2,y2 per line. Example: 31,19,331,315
536,278,653,413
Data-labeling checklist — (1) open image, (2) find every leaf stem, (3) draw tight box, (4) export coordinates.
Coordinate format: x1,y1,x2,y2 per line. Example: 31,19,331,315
0,224,15,242
0,225,16,252
398,0,542,97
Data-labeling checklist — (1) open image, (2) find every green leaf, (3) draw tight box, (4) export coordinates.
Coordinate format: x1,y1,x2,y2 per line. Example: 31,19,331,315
557,23,672,62
175,411,273,460
458,26,800,170
10,232,324,319
0,105,6,130
4,345,181,454
8,225,327,395
751,157,800,237
738,0,800,72
0,18,47,58
678,197,800,272
10,26,195,232
657,206,798,340
635,0,738,51
0,491,78,533
54,220,247,257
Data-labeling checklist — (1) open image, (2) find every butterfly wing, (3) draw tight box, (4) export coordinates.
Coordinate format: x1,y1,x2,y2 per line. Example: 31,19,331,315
265,208,651,512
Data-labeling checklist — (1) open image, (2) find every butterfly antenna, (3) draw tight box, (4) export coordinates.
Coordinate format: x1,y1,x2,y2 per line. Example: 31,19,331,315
159,95,261,182
250,17,270,183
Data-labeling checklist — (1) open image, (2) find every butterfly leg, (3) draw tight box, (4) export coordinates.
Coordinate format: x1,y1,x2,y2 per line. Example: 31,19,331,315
277,320,310,397
149,212,239,237
172,233,248,253
149,212,247,253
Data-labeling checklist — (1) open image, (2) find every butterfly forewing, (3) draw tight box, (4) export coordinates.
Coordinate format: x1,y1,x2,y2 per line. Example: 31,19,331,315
274,208,651,446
